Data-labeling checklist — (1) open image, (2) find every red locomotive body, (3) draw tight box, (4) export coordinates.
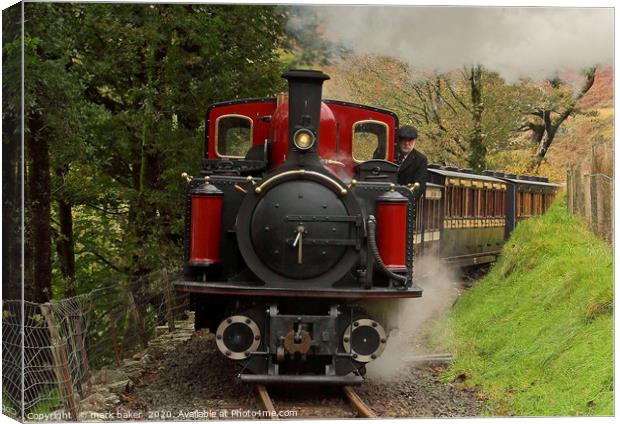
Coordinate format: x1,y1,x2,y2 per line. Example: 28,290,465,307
177,70,419,384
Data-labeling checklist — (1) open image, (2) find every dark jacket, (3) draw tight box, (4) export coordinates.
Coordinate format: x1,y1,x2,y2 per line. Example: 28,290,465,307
396,149,428,198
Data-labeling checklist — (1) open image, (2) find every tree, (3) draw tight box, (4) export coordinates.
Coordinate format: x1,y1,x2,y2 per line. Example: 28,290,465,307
2,3,23,302
521,67,597,171
69,4,289,278
3,6,26,415
16,3,291,347
333,55,526,171
17,3,291,306
21,3,92,302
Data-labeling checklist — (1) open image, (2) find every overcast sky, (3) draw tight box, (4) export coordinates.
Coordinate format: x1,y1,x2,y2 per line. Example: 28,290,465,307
291,6,613,81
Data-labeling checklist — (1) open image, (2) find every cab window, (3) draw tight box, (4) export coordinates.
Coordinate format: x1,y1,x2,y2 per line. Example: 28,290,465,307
352,121,388,163
216,115,252,158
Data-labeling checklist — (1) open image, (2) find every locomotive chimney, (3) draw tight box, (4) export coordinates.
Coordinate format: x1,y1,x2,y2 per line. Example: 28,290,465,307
282,69,330,164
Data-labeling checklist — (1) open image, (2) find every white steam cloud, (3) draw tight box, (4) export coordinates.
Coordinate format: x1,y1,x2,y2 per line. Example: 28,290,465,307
360,255,460,381
296,6,613,81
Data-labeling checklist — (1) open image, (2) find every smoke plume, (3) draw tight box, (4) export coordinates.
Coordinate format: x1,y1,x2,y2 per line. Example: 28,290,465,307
361,255,460,381
292,6,613,81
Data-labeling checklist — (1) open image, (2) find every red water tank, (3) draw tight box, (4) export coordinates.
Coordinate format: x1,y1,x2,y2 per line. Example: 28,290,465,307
376,188,408,270
189,180,223,265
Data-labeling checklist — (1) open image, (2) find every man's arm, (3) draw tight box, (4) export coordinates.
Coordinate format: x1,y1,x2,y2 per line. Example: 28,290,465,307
410,156,428,198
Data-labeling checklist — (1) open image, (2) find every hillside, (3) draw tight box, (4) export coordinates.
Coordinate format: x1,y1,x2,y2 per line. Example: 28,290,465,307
433,196,613,416
323,61,613,183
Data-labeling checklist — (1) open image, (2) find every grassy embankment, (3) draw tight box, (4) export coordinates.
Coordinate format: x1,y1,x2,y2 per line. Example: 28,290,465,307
434,195,613,416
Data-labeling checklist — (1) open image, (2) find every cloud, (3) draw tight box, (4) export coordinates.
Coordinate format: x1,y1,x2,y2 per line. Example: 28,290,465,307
297,6,613,81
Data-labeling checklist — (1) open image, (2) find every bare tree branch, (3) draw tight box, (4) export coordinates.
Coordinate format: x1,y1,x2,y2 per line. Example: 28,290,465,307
444,78,472,113
528,66,597,170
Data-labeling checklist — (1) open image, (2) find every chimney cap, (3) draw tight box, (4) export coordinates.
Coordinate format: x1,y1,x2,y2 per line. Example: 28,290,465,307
282,69,330,82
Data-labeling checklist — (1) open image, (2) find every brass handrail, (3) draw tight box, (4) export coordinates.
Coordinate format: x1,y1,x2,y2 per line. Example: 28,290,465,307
254,169,348,196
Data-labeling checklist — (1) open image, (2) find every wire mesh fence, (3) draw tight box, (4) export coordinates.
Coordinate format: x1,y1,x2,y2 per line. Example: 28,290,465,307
2,268,191,421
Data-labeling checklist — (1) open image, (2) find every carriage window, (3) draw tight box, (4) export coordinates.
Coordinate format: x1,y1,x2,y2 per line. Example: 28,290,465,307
495,191,504,216
466,188,474,217
453,188,460,217
352,121,388,163
445,186,455,217
446,186,457,217
448,186,457,217
517,191,534,217
538,193,544,214
486,190,494,217
216,115,252,158
471,189,478,217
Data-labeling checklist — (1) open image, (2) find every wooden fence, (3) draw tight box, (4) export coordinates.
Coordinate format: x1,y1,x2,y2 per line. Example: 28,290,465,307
566,143,613,243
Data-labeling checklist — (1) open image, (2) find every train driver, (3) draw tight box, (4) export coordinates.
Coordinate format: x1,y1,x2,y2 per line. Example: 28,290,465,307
395,125,427,198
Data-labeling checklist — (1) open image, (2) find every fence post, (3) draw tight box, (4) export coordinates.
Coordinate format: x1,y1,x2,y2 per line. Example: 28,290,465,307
591,144,598,173
571,167,577,214
571,168,577,213
128,288,148,349
162,269,176,332
590,173,598,234
572,167,578,214
566,143,613,244
74,318,91,392
574,167,581,216
40,303,79,421
566,169,572,213
583,171,592,221
610,178,615,243
110,313,121,367
598,175,612,243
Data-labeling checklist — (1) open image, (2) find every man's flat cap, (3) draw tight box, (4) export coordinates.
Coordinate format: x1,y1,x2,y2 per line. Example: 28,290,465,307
398,125,418,140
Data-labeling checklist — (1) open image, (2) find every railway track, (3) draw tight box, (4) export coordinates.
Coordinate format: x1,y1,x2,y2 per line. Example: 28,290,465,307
255,384,377,419
250,353,453,419
405,353,455,365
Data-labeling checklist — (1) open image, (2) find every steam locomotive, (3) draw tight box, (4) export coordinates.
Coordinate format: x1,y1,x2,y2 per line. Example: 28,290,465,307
175,70,559,384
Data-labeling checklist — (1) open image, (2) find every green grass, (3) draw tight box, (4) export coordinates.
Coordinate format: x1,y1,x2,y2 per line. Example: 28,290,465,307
27,388,62,416
433,195,613,416
2,390,20,419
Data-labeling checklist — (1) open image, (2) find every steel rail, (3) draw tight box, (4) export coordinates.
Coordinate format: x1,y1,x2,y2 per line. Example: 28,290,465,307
254,384,377,419
255,385,278,420
343,386,377,418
